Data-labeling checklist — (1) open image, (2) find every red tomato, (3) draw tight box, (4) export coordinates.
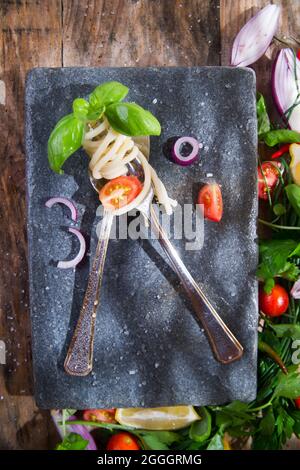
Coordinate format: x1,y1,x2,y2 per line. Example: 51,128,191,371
297,50,300,61
259,284,289,317
197,183,223,222
83,409,116,423
258,162,281,200
106,432,140,451
99,176,143,210
295,397,300,409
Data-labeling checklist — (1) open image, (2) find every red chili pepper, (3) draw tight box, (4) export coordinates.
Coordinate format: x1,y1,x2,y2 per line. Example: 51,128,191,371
295,397,300,409
271,144,291,159
297,50,300,61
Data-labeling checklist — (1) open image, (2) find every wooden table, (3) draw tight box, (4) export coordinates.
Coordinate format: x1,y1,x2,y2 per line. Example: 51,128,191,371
0,0,299,450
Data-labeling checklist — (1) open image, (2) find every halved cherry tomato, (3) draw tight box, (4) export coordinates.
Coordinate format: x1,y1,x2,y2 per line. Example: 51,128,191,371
83,408,116,423
258,162,281,200
259,284,289,317
295,397,300,409
99,176,143,210
197,183,223,222
106,432,140,451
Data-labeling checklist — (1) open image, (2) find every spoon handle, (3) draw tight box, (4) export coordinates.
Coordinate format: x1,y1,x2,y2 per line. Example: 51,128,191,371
149,206,243,364
64,211,114,376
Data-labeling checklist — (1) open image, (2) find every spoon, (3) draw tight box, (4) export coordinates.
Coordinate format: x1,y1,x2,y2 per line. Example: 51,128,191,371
64,141,243,376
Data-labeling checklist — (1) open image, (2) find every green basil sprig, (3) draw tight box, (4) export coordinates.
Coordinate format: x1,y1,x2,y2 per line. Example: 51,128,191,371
48,81,161,174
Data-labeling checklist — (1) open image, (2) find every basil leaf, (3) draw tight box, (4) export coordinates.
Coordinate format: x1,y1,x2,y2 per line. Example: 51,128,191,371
257,93,270,136
189,407,211,443
56,432,89,450
86,104,105,121
105,102,161,136
89,81,128,108
285,184,300,217
72,98,89,120
263,129,300,147
48,114,84,174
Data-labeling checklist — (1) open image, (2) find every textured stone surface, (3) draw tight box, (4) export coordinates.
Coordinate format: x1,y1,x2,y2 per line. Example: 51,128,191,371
25,67,258,409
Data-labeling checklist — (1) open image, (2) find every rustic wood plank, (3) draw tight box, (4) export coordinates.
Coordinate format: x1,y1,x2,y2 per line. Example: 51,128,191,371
0,0,62,449
62,0,221,67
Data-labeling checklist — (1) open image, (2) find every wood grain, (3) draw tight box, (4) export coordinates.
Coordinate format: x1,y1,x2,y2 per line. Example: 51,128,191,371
0,0,61,449
62,0,221,66
0,0,299,450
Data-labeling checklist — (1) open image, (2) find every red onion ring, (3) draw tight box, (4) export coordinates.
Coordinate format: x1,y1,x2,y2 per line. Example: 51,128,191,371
172,137,200,166
45,197,78,222
57,228,86,269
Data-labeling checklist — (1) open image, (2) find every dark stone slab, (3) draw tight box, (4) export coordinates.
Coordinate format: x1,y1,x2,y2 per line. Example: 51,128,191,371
25,67,258,409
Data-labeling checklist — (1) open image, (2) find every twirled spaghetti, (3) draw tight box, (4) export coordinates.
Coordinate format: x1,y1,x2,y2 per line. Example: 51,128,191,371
83,118,177,216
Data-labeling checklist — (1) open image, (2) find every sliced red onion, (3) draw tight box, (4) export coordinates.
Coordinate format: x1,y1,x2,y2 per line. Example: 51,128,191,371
272,48,300,132
57,228,86,269
172,137,199,166
291,279,300,299
51,411,97,450
231,4,280,67
45,197,78,222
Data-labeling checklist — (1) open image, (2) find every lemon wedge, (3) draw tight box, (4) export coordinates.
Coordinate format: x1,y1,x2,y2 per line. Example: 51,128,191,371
115,406,200,430
289,143,300,185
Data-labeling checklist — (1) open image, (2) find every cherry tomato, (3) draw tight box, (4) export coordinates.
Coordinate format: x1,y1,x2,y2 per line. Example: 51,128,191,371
258,162,281,200
83,409,116,423
259,284,289,317
106,432,140,451
295,397,300,409
99,176,143,210
297,50,300,61
197,183,223,222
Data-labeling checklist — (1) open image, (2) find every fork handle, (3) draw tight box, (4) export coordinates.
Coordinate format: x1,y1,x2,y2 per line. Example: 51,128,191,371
64,211,114,376
150,206,243,364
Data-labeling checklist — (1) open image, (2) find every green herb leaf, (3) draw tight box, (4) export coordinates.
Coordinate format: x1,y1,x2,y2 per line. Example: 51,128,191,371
48,114,84,174
105,102,161,136
257,239,300,281
138,431,180,450
259,407,275,436
89,81,128,109
86,104,105,121
189,407,211,443
56,432,89,450
207,432,224,450
257,93,271,136
263,129,300,147
270,323,300,340
273,366,300,399
285,184,300,217
264,278,275,294
72,98,89,120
